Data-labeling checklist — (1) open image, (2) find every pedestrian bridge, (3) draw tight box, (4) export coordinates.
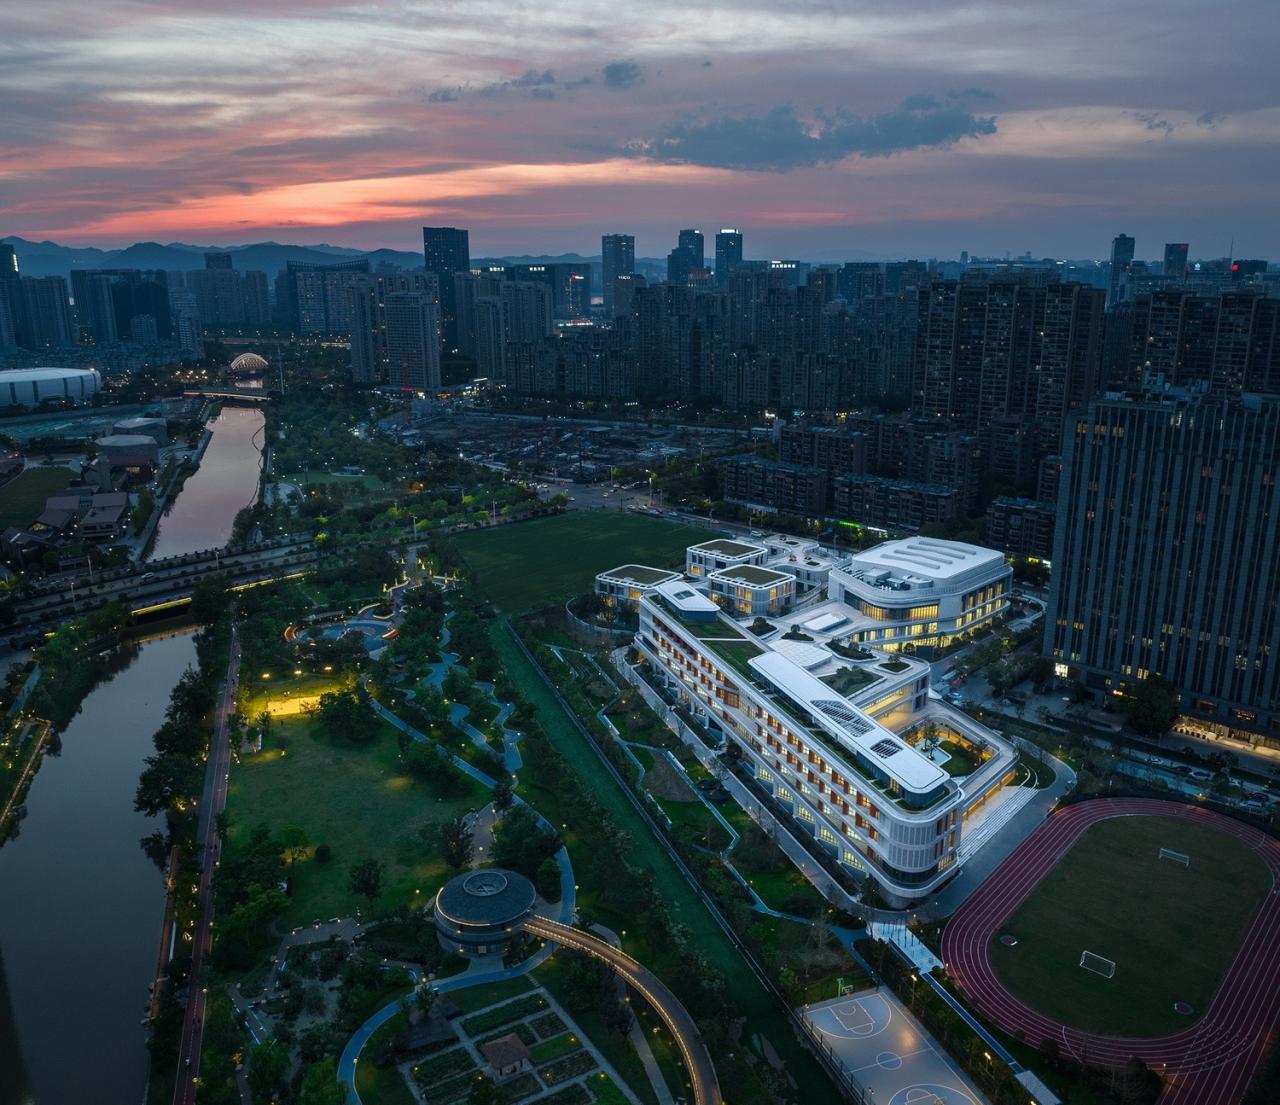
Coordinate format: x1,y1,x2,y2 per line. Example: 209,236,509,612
524,915,721,1105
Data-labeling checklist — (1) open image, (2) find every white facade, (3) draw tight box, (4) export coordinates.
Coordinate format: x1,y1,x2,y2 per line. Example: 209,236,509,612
828,537,1011,651
707,564,796,616
595,564,681,611
0,367,101,409
685,538,766,579
636,578,1016,907
762,533,837,593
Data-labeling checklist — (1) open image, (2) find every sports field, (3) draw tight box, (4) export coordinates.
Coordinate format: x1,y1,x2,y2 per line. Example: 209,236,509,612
453,511,702,612
991,814,1272,1035
0,466,75,529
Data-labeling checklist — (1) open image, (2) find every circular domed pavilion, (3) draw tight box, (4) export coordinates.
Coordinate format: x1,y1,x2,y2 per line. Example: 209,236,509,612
229,352,269,377
433,868,536,958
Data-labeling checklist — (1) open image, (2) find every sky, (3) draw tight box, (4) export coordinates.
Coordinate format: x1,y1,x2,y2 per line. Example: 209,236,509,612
2,0,1278,260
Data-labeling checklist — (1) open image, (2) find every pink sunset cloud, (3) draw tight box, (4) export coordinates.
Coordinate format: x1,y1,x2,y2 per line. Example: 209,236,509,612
1,0,1277,258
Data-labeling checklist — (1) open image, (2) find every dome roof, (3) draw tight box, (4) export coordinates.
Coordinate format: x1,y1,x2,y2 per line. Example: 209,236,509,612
229,352,269,375
435,868,536,927
0,367,100,383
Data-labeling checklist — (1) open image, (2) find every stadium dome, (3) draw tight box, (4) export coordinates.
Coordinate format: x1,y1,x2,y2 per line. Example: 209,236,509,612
229,352,269,376
0,367,101,409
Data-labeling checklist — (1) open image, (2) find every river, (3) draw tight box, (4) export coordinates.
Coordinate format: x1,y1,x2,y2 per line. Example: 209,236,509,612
0,630,198,1105
150,405,265,560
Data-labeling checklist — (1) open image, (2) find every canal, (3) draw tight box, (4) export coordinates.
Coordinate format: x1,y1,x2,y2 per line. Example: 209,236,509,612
150,404,265,559
0,630,198,1105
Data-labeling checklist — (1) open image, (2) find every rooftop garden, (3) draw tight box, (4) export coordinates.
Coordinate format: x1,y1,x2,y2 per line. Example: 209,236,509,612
602,564,677,586
693,538,761,557
819,666,877,697
829,640,874,662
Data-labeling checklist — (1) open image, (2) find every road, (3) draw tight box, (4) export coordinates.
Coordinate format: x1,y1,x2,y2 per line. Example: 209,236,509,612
172,617,241,1105
10,539,314,629
523,915,722,1105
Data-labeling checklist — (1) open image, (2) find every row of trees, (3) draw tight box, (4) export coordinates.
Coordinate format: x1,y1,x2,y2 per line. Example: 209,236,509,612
137,614,233,1099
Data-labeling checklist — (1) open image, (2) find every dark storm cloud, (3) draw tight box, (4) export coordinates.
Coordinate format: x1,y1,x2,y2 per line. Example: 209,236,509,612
602,60,643,88
623,99,997,171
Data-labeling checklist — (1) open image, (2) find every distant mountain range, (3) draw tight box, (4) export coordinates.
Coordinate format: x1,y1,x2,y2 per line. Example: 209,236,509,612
0,236,619,281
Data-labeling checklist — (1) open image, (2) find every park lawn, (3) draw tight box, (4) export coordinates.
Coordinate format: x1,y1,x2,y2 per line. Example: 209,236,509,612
239,672,352,720
654,796,732,853
448,975,534,1013
707,792,755,838
224,711,486,928
0,465,75,529
453,512,701,613
355,1013,416,1105
739,866,829,918
992,814,1272,1036
491,620,837,1104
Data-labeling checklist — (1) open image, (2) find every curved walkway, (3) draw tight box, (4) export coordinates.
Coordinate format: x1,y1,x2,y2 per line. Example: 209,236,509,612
524,916,722,1105
942,798,1280,1105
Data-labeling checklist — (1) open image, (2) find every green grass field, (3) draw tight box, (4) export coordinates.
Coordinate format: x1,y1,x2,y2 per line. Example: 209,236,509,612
992,815,1272,1036
0,466,75,529
225,712,486,927
354,1012,416,1105
453,512,702,612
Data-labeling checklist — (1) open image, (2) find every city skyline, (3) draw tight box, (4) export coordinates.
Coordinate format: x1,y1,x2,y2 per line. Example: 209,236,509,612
3,1,1279,257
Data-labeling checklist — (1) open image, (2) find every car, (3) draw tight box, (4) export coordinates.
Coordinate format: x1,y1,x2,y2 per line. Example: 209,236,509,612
140,572,157,582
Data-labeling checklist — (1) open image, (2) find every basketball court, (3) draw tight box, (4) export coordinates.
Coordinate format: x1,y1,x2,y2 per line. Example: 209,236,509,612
800,988,992,1105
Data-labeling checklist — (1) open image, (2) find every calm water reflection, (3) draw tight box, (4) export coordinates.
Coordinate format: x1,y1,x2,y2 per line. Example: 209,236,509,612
0,631,197,1105
150,405,264,559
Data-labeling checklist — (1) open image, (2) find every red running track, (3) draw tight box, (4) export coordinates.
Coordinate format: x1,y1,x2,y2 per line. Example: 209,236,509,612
942,798,1280,1105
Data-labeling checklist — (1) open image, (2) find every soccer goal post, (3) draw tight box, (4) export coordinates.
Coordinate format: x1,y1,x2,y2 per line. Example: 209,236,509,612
1080,950,1116,978
1159,847,1191,866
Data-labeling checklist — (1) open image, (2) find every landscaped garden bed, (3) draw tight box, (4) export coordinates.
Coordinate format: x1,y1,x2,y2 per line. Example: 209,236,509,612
538,1049,600,1085
460,994,548,1036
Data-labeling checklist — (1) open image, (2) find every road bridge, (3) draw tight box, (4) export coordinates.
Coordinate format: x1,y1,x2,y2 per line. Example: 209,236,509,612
182,387,275,403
